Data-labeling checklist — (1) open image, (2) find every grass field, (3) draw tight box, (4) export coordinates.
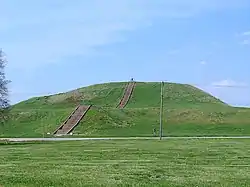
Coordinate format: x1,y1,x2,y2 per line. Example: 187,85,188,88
1,81,250,137
1,139,250,187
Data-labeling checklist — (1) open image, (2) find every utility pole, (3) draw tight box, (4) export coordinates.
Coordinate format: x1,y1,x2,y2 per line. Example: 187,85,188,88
159,81,164,140
42,119,45,138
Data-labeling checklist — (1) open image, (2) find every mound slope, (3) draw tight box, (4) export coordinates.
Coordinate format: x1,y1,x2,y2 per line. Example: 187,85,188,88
1,82,249,137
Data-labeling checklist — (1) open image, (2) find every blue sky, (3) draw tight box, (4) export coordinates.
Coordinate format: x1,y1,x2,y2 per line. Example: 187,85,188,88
1,0,250,107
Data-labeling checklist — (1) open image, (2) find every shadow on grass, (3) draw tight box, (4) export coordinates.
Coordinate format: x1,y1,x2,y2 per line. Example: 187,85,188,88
0,140,53,146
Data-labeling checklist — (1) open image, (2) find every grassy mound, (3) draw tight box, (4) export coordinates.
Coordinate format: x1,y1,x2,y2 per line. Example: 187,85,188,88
128,82,226,108
1,82,250,137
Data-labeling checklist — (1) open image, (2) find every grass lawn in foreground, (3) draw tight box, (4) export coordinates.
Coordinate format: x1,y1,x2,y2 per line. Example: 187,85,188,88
1,139,250,187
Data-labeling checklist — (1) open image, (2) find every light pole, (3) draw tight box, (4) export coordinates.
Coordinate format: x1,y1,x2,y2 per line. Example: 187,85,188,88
159,81,164,140
42,118,45,138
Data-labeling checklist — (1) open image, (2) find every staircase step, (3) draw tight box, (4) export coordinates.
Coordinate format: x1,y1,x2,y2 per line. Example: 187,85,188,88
53,105,91,135
117,81,136,108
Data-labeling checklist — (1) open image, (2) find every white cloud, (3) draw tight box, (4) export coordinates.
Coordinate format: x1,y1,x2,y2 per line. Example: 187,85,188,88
1,0,250,69
238,30,250,45
242,39,250,45
200,60,207,65
211,79,248,87
242,31,250,36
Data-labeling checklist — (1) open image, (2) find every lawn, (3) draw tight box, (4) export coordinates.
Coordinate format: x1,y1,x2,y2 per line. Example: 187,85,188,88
1,139,250,186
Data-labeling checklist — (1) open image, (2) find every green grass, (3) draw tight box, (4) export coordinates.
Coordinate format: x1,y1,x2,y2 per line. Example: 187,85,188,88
128,82,227,108
1,139,250,187
2,107,250,138
0,108,74,137
73,107,250,137
1,81,250,137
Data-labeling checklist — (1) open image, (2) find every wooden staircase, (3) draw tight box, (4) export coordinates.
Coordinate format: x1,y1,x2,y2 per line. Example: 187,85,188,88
53,105,91,135
117,81,136,108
